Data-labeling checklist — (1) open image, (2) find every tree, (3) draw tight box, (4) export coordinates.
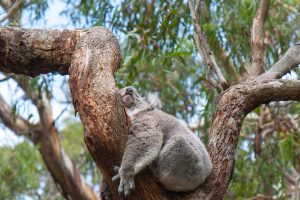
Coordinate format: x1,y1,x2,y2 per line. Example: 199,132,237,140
0,0,300,199
0,1,98,199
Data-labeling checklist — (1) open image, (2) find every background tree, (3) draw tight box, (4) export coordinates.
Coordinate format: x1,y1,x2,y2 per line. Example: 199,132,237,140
0,0,300,199
0,1,99,199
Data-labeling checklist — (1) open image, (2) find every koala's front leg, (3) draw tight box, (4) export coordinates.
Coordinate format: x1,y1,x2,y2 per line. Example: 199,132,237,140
112,121,163,197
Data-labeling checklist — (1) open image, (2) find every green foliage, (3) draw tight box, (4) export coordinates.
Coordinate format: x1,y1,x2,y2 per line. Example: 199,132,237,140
0,141,43,199
23,0,49,23
60,119,101,187
279,134,294,163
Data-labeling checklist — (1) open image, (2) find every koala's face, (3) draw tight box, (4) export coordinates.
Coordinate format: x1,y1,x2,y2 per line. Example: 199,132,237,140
118,86,140,108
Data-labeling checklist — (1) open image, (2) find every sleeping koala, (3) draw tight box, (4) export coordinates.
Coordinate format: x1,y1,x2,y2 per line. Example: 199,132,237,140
113,86,212,196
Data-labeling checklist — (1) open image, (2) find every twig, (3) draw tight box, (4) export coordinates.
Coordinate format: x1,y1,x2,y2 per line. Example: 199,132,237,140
189,0,229,91
52,107,67,126
0,74,13,82
218,46,240,83
250,0,270,78
256,43,300,81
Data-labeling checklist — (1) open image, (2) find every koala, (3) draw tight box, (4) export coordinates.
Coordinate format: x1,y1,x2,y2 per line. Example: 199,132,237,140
112,86,212,197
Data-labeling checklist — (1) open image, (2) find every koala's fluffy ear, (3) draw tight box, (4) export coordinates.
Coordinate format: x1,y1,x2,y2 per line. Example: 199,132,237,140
145,93,162,109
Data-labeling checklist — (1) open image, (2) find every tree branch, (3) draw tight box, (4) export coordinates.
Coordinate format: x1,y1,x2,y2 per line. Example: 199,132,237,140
187,79,300,199
218,46,240,83
250,0,270,78
0,0,23,23
0,93,33,138
256,43,300,81
0,27,83,76
189,0,229,91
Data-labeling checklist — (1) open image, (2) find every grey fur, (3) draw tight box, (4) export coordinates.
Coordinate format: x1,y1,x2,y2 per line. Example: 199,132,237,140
113,86,212,196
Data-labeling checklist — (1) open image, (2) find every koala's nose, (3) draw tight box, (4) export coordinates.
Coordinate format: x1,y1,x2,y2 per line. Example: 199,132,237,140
126,87,133,94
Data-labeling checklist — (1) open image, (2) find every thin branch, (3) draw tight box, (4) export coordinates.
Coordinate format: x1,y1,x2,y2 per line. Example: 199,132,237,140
0,93,33,138
0,0,23,23
0,74,13,82
256,43,300,81
250,0,270,78
52,107,67,126
218,46,240,83
189,0,229,91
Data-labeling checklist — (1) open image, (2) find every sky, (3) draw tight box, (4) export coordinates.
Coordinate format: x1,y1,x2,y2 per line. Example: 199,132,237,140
0,0,75,146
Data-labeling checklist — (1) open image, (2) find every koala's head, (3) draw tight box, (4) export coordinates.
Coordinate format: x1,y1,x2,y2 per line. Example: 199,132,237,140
118,86,145,109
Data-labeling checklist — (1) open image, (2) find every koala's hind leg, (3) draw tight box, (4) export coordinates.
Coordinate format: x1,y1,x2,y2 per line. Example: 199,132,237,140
151,135,211,192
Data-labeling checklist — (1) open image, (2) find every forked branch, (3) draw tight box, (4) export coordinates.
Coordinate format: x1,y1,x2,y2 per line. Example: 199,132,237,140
256,43,300,81
0,0,23,23
189,0,229,91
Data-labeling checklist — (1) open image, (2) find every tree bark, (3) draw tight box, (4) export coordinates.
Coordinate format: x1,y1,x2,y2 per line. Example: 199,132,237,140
0,26,300,200
68,27,173,200
250,0,269,77
0,27,82,76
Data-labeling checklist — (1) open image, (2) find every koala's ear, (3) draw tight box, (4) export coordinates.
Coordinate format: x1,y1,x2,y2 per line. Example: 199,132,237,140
145,93,162,109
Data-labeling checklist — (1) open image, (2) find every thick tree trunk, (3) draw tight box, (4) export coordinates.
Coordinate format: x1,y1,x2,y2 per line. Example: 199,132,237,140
0,26,300,199
68,27,171,200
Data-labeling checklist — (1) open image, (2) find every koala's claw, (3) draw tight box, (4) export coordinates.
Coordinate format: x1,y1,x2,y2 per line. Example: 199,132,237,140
112,165,135,197
112,166,120,181
118,176,135,197
113,166,120,173
112,174,120,181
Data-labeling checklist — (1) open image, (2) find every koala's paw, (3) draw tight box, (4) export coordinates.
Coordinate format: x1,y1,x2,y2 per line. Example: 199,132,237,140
112,166,120,181
112,166,135,197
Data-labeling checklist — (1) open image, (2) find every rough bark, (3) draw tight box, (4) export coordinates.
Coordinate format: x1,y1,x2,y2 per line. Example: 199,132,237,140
68,27,174,200
0,27,82,76
1,27,300,199
188,79,300,199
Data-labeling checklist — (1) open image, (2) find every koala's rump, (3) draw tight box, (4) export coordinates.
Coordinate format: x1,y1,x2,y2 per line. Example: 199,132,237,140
151,134,210,192
135,110,212,192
